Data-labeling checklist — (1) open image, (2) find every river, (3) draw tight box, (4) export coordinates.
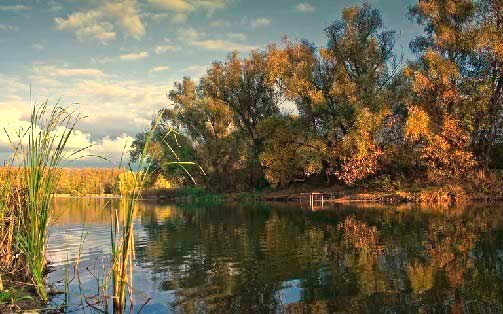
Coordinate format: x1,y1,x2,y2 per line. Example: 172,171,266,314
47,198,503,313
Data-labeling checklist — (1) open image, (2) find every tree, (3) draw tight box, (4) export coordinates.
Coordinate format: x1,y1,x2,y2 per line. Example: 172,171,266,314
201,51,281,187
407,0,503,171
267,3,400,184
130,121,200,187
258,115,323,187
165,77,243,191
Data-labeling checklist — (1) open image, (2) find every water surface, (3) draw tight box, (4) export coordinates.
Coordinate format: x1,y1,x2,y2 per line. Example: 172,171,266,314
47,198,503,313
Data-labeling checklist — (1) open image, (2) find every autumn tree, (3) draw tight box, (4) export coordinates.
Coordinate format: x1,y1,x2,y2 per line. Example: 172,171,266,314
201,51,281,187
165,77,244,191
130,117,200,187
258,115,323,187
267,3,400,185
131,1,503,192
406,0,503,178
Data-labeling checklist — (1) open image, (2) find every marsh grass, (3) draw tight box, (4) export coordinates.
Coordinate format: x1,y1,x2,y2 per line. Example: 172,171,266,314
110,116,199,313
1,102,199,311
0,102,84,303
18,103,83,300
110,117,158,313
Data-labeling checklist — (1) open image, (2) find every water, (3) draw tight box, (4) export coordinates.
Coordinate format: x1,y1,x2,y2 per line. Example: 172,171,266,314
47,198,503,313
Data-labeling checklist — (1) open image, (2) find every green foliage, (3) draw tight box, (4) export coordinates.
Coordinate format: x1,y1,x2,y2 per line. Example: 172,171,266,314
0,290,33,305
259,115,323,187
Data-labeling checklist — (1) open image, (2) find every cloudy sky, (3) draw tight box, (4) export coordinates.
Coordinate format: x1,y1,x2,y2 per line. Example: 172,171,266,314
0,0,421,167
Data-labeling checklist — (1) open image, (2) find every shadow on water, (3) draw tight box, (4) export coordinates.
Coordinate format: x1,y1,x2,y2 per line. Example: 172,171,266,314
47,198,503,313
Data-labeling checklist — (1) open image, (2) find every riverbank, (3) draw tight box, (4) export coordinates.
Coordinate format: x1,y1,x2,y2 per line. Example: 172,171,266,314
53,193,120,199
0,272,51,313
142,182,503,204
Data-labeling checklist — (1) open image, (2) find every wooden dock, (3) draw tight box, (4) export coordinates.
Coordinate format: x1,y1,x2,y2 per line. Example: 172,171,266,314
299,192,338,208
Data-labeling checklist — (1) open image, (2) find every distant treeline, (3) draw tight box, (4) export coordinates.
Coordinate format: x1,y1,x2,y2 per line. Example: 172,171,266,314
132,1,503,193
57,168,124,195
0,167,124,195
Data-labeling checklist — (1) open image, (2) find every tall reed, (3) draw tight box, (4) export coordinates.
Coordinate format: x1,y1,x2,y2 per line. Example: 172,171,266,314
17,103,81,300
110,116,197,312
0,130,25,275
110,118,158,313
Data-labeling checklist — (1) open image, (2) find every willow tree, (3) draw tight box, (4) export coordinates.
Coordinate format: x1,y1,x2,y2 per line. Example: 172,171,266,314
405,0,503,179
165,77,244,190
201,51,281,187
266,3,400,185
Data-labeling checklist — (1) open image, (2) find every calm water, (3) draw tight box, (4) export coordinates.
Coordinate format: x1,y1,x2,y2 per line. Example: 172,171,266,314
47,198,503,313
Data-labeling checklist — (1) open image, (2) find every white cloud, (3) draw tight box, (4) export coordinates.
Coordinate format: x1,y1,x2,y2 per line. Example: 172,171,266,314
106,1,145,39
295,3,315,13
149,0,194,12
119,51,150,61
177,27,205,41
47,0,64,13
54,0,144,44
154,45,178,54
90,56,115,64
55,11,116,43
65,132,135,164
226,33,246,41
172,13,188,23
0,112,135,166
209,19,230,28
148,0,230,14
177,28,255,52
0,5,31,12
33,66,106,78
149,66,170,73
182,64,208,79
91,51,150,64
191,39,256,51
250,17,271,28
0,24,19,31
143,11,187,24
0,72,170,166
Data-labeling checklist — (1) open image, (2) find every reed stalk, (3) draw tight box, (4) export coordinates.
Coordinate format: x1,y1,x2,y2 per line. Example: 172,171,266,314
16,102,81,300
110,117,159,313
110,115,197,312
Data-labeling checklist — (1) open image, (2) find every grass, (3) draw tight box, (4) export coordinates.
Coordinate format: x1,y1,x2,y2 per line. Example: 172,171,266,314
0,102,82,304
17,104,81,300
110,115,199,312
110,115,159,313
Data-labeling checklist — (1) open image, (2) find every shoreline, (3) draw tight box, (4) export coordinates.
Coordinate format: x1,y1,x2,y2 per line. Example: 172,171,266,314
50,185,503,205
53,193,121,199
140,184,503,205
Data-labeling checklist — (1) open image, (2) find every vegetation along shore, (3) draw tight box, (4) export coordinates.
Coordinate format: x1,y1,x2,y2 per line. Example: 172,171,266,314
1,0,503,312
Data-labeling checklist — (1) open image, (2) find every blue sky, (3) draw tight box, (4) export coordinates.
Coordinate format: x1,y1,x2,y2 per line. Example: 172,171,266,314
0,0,422,167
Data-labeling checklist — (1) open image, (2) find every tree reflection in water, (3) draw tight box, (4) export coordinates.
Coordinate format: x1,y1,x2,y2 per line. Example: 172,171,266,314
50,200,503,313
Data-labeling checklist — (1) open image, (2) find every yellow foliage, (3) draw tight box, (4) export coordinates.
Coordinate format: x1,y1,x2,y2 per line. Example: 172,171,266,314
152,174,174,189
336,109,388,185
407,263,434,294
118,171,139,197
405,106,431,141
424,119,477,180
